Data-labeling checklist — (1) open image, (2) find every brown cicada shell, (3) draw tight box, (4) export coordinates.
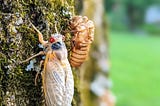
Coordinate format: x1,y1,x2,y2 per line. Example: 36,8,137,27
70,16,94,67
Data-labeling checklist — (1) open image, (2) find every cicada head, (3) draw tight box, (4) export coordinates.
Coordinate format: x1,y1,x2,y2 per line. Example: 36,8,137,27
51,33,63,43
49,33,64,50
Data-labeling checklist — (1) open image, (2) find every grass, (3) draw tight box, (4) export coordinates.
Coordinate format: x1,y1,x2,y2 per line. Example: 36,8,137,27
109,31,160,106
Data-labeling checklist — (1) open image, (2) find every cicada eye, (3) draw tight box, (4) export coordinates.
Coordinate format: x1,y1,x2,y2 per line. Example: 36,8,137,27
49,37,55,43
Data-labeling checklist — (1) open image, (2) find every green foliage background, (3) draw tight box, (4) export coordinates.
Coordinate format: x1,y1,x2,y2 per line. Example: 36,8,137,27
0,0,79,105
105,0,160,32
110,31,160,106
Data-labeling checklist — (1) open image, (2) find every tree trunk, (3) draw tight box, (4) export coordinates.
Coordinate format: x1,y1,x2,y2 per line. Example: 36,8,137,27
0,0,78,105
0,0,114,106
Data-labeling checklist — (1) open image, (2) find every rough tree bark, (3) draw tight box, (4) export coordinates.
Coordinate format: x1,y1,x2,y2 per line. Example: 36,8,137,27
0,0,79,105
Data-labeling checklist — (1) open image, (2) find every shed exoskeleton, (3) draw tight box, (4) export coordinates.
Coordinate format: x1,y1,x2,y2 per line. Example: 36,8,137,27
70,16,94,67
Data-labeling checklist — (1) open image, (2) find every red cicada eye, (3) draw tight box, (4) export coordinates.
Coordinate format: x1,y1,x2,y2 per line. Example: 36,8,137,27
49,37,55,43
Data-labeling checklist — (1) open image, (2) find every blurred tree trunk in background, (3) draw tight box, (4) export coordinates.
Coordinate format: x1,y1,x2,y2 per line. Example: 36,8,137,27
78,0,113,106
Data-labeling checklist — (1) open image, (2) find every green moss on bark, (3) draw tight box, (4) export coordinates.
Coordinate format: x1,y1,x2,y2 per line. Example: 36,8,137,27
0,0,79,105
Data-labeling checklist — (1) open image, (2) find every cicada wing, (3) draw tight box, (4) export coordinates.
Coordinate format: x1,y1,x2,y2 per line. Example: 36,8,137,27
44,61,65,106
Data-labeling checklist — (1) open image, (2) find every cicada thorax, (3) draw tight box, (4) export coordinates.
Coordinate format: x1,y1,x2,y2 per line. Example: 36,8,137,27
69,16,94,67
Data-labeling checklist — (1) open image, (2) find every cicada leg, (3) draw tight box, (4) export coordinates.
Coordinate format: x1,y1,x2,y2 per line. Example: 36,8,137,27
35,60,44,86
41,51,54,97
20,51,45,64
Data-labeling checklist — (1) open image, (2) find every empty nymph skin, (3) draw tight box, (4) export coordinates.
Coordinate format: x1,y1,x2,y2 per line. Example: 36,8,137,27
70,16,95,67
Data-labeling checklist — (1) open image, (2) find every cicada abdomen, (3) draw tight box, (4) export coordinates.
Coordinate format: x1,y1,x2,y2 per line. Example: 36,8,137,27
69,16,94,67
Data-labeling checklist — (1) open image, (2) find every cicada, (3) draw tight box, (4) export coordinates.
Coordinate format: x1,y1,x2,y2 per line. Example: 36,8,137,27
21,23,74,106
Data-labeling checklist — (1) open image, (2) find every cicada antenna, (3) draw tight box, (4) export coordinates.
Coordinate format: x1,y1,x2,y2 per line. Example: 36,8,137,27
29,20,48,45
